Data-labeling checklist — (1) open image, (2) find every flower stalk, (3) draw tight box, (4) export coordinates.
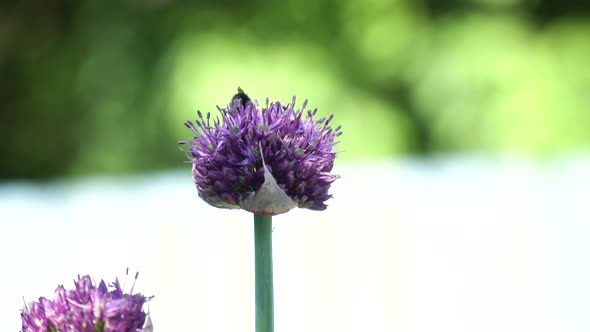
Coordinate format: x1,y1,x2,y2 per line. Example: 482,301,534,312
180,88,342,332
254,213,274,332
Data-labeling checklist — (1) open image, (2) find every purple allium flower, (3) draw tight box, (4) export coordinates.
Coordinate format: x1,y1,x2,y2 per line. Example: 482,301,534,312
180,88,342,216
21,273,152,332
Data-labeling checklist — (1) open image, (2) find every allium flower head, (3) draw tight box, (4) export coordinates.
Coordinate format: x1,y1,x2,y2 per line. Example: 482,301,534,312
21,272,152,332
180,88,342,216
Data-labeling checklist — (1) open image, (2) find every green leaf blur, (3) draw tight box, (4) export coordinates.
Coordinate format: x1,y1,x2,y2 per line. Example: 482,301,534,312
1,0,589,179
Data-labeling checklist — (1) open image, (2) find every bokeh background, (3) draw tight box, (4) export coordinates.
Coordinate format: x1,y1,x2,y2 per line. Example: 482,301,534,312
2,0,590,179
1,0,590,331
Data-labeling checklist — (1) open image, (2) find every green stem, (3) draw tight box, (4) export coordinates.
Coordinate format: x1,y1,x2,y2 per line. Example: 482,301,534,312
254,214,274,332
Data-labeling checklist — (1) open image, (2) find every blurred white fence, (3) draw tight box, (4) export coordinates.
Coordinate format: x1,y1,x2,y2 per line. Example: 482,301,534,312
1,156,589,331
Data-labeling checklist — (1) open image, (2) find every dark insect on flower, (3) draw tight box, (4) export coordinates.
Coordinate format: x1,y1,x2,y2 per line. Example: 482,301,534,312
180,87,342,216
231,86,251,107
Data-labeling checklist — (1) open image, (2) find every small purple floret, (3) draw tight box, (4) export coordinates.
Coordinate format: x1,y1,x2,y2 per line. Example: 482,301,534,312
180,90,342,214
21,273,151,332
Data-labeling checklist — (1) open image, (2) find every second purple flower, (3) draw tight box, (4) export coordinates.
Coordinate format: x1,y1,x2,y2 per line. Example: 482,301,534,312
21,273,152,332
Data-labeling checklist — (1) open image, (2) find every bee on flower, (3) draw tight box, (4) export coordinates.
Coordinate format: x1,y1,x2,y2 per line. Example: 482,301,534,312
179,88,342,216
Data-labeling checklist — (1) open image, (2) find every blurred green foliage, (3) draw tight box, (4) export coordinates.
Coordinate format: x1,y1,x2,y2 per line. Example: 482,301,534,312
1,0,589,179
